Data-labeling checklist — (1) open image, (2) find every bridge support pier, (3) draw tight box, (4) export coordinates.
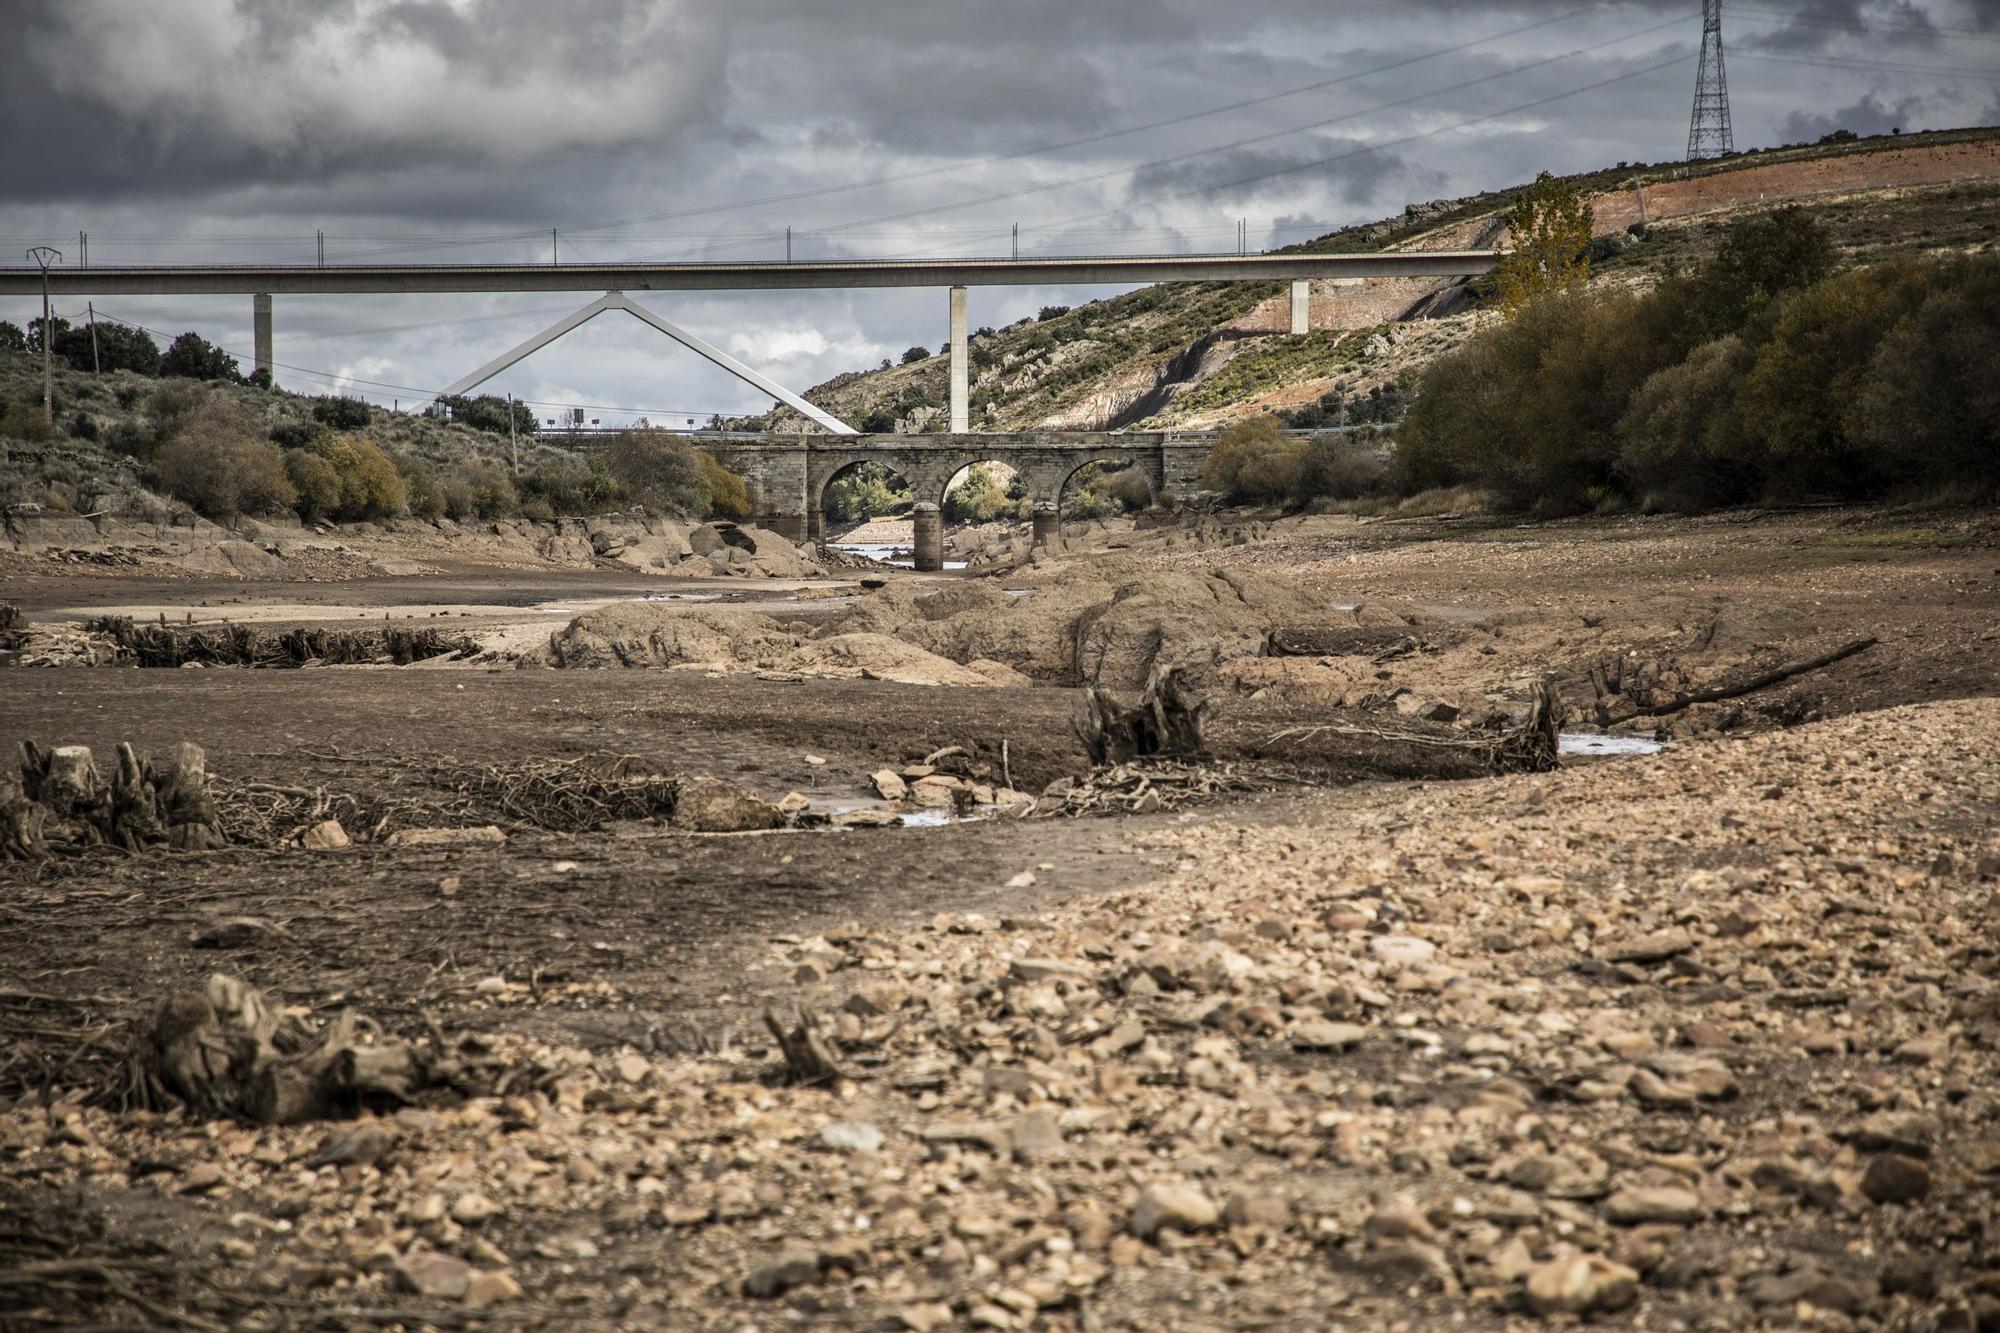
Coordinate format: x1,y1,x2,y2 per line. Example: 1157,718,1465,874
1031,502,1062,551
1289,279,1309,336
948,286,969,433
911,502,944,571
253,293,273,380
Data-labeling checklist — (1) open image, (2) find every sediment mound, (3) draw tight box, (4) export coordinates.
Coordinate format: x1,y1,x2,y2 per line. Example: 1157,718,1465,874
546,605,798,669
819,563,1418,689
790,633,998,686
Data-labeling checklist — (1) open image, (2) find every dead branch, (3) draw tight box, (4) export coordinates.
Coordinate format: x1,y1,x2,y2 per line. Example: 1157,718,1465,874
1603,637,1877,722
764,1007,845,1086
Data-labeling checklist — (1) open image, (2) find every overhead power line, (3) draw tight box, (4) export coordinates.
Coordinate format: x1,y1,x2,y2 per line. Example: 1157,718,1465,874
794,19,1688,239
557,7,1601,238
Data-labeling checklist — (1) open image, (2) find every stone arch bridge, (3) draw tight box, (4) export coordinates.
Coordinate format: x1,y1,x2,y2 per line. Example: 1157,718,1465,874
698,431,1216,569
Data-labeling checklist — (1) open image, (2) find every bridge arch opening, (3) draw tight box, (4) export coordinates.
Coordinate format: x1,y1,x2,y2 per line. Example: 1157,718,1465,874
942,461,1032,526
1058,457,1156,521
816,459,925,567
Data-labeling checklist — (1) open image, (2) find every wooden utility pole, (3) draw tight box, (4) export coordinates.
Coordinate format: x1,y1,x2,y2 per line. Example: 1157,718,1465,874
88,302,100,374
507,392,518,474
26,246,60,423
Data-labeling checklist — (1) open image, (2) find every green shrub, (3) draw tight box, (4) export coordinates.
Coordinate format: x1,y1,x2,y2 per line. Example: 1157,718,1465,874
309,397,372,429
944,464,1020,523
155,435,295,518
1614,336,1758,510
1202,416,1304,503
1292,436,1387,503
519,453,621,517
823,462,909,522
284,448,343,522
398,455,446,520
269,419,326,450
1733,260,1941,497
2,398,57,442
1109,466,1153,511
1847,262,2000,493
143,381,210,452
602,430,708,516
304,433,408,520
699,453,751,520
441,461,518,519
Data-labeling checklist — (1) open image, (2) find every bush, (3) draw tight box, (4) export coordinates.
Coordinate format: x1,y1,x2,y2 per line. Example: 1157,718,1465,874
1292,436,1387,503
1394,288,1698,509
944,464,1022,523
269,419,327,451
1733,260,1941,497
68,412,99,441
310,396,372,429
1202,416,1304,503
441,461,518,519
1,398,57,443
143,381,211,452
1845,261,2000,493
1108,466,1153,511
155,436,295,518
823,462,910,522
302,433,408,520
518,453,621,517
399,455,446,520
900,346,931,365
436,394,536,438
699,453,751,520
1614,336,1758,510
284,449,343,522
602,430,708,516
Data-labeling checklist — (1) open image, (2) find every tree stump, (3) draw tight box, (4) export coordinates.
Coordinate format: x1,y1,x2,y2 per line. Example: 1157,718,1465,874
158,742,226,850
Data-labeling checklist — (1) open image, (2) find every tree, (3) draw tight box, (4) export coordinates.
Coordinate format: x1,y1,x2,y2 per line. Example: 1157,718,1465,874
1694,206,1836,340
55,322,160,375
1495,172,1594,316
26,316,72,354
160,331,241,382
900,346,931,364
0,321,25,354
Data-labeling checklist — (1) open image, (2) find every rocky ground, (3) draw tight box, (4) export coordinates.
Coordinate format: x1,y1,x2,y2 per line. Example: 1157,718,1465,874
1,503,1997,1330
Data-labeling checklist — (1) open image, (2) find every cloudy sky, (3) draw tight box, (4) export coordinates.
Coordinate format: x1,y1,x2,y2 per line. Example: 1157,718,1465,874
3,0,1995,425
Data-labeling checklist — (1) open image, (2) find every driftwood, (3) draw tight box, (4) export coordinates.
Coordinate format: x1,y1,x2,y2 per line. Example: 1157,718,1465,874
1078,665,1208,765
87,616,478,669
1257,681,1563,779
764,1007,845,1086
7,740,227,859
118,973,447,1124
1594,637,1878,724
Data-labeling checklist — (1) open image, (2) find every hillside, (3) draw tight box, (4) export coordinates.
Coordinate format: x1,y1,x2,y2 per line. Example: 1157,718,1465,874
732,126,2000,436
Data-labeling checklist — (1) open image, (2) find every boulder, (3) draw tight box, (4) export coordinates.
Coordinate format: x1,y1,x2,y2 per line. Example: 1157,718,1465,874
672,777,786,833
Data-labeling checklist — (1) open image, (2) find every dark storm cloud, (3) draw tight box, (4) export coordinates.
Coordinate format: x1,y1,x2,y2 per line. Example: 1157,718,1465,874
1125,138,1428,207
2,0,1989,418
1735,0,1940,54
1782,92,1927,141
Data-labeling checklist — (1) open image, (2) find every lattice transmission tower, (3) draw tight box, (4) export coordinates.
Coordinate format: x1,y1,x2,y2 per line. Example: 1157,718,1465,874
1687,0,1735,160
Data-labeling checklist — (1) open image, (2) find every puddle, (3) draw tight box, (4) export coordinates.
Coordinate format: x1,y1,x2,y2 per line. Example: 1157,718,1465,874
1559,731,1667,757
804,795,1008,829
830,542,968,571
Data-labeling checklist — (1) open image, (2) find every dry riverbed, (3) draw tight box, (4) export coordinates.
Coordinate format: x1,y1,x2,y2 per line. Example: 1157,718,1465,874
1,504,1997,1330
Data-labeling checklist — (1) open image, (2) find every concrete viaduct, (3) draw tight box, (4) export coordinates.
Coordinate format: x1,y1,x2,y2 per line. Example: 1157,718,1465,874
699,429,1225,568
0,251,1495,436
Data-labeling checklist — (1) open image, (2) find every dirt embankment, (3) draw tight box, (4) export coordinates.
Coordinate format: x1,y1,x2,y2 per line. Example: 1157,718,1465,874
1587,138,2000,233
